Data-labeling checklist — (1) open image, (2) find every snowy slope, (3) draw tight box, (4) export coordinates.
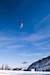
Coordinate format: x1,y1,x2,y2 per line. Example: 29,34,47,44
27,56,50,71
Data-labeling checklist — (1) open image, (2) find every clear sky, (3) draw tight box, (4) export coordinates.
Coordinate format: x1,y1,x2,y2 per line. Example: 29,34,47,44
0,0,50,68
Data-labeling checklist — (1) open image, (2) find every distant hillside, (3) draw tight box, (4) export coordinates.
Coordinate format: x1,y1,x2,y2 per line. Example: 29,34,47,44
27,56,50,71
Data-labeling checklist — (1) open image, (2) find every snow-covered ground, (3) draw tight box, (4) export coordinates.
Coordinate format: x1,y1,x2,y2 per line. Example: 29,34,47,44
0,70,50,75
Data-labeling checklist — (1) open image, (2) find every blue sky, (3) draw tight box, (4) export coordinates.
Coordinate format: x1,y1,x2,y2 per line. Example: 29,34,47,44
0,0,50,68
